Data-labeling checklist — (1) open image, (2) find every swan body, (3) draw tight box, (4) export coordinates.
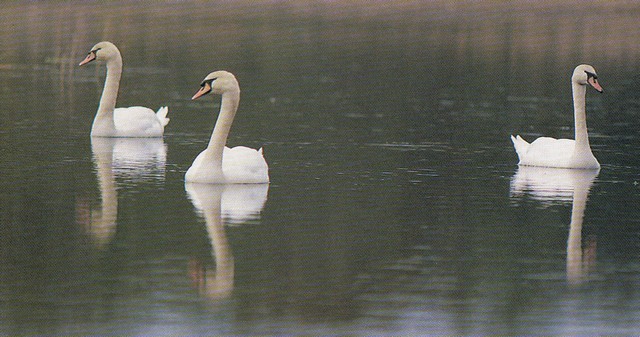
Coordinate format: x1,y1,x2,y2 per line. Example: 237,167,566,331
185,71,269,184
511,135,598,169
187,146,269,184
511,64,603,169
80,41,169,137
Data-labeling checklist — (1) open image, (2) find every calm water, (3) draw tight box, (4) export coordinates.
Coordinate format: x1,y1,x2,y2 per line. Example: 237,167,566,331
2,2,640,335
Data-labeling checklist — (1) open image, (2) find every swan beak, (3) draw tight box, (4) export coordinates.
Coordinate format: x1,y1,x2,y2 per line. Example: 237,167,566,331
79,52,96,66
588,77,604,93
192,83,211,100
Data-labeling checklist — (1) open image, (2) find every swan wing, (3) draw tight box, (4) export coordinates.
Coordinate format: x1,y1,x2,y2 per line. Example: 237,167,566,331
510,135,530,160
222,146,270,183
517,137,576,168
155,106,170,127
113,106,167,137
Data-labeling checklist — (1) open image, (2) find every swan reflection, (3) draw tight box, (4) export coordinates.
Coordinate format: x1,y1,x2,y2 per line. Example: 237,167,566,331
76,137,167,248
186,183,268,300
93,137,167,183
511,166,599,285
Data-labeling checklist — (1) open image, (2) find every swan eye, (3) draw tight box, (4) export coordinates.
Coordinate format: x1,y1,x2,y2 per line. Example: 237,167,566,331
200,78,217,87
585,71,597,80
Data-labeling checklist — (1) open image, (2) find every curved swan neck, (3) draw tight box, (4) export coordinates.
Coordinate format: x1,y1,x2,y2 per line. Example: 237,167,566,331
572,80,589,148
92,54,122,133
206,89,240,167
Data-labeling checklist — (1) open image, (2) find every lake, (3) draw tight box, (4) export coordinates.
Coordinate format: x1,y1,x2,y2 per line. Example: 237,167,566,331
1,1,640,335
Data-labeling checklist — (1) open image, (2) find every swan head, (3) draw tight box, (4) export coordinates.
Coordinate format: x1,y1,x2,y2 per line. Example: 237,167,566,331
572,64,603,93
192,71,239,100
79,41,121,66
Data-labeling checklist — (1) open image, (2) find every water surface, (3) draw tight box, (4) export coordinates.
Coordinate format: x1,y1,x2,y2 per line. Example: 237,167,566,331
2,2,640,335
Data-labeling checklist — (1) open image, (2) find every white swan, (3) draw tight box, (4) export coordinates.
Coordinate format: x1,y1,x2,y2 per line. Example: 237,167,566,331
79,41,169,137
185,71,269,184
511,64,603,169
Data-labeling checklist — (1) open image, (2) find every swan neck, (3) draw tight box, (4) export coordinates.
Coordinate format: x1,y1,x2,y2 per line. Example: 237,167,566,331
572,81,589,148
206,90,240,165
93,56,122,132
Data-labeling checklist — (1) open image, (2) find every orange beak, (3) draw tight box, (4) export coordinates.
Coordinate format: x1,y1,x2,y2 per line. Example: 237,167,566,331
192,83,211,100
79,52,96,66
588,77,603,93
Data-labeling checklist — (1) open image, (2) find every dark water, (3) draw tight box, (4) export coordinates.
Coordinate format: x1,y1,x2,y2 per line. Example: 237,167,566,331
2,2,640,335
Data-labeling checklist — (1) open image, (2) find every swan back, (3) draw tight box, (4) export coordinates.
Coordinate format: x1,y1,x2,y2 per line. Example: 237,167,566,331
221,146,270,184
112,107,168,137
185,146,270,184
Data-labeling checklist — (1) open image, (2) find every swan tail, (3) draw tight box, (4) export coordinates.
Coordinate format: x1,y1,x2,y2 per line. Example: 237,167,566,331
156,106,170,127
511,135,529,161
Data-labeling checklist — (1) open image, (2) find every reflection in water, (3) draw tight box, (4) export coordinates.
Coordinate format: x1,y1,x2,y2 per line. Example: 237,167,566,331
97,137,167,183
511,166,598,284
185,183,268,300
76,137,167,248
